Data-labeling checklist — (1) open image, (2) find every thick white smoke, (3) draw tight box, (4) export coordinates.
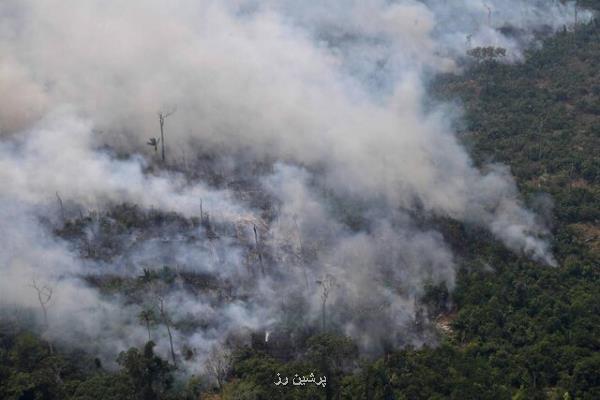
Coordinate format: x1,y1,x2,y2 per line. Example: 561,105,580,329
0,0,585,373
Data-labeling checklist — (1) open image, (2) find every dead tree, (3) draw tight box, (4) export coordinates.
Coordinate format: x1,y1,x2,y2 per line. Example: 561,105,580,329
157,295,177,367
316,274,336,332
205,344,232,392
55,192,65,222
292,216,310,290
484,4,492,26
253,224,265,275
30,279,53,328
414,297,426,334
30,279,54,353
158,108,176,163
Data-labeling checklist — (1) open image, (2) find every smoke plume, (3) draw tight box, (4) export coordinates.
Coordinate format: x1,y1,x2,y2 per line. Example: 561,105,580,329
0,0,587,375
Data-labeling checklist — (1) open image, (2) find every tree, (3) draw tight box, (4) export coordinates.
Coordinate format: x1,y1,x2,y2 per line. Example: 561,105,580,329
253,224,265,275
158,108,176,162
571,354,600,398
2,333,66,400
30,279,53,330
306,334,358,400
67,372,133,400
55,192,65,222
157,294,177,368
30,278,55,354
316,274,337,332
117,341,174,400
205,344,232,392
138,308,157,342
484,3,492,26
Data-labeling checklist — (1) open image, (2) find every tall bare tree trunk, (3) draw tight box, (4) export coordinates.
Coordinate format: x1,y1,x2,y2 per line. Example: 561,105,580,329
30,280,54,353
253,224,265,275
158,108,176,163
55,192,65,222
165,322,176,366
144,317,152,342
158,297,177,367
159,116,165,162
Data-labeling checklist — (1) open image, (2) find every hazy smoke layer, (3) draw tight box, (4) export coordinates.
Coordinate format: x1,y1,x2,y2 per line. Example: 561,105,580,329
0,0,584,374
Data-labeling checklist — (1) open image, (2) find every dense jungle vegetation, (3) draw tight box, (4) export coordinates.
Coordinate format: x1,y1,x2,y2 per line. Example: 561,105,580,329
2,6,600,400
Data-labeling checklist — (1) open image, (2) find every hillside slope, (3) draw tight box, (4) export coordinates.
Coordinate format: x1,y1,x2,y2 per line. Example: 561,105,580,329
1,9,600,400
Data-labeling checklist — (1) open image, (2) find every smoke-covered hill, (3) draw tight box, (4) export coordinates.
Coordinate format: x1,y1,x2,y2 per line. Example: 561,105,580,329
1,1,599,399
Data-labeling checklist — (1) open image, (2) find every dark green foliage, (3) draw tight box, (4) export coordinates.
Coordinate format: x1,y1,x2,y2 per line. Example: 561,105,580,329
346,344,511,400
115,342,174,400
223,336,356,400
0,332,181,400
66,373,133,400
0,332,67,400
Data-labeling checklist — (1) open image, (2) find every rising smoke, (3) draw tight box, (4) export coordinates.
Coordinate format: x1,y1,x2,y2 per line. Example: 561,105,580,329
0,0,589,375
